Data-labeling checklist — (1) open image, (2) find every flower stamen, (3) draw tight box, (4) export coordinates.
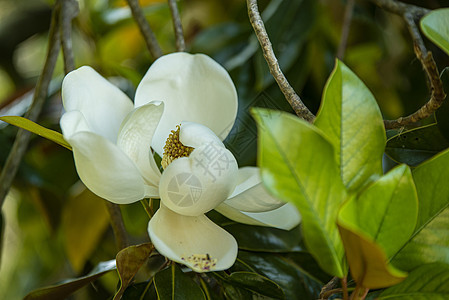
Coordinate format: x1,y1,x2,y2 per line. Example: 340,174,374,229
181,253,217,272
161,125,194,169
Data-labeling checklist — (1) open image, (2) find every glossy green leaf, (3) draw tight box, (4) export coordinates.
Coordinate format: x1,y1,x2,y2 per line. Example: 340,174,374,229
0,116,71,150
385,124,449,167
153,264,205,300
237,251,323,299
337,224,407,289
314,60,385,191
222,283,253,300
436,67,449,142
122,281,155,300
421,8,449,56
252,108,347,278
226,271,284,298
393,148,449,270
23,260,116,300
379,263,449,299
338,164,418,258
0,212,3,266
114,243,154,300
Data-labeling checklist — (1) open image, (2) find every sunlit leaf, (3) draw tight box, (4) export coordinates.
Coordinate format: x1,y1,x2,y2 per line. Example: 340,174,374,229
421,8,449,56
23,260,116,300
63,188,110,272
379,263,449,299
226,271,284,298
0,116,71,150
114,243,154,300
314,59,385,192
252,108,347,278
392,148,449,270
338,164,418,258
153,264,205,300
337,224,407,289
385,124,449,167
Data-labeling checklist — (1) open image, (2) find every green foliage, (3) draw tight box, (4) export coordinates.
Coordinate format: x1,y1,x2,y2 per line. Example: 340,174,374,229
421,8,449,56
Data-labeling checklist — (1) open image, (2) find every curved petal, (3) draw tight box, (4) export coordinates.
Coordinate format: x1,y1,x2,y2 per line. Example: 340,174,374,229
148,205,237,272
179,122,223,148
117,102,163,187
215,202,301,231
135,53,238,156
67,131,147,204
60,110,90,139
159,143,238,216
226,167,284,212
62,66,134,143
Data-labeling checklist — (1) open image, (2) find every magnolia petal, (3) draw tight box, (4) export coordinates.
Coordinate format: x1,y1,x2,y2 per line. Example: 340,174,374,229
215,202,301,231
179,122,223,148
226,167,284,212
68,131,146,204
148,205,238,272
135,53,238,156
60,110,90,139
117,102,163,187
62,66,134,143
159,143,238,216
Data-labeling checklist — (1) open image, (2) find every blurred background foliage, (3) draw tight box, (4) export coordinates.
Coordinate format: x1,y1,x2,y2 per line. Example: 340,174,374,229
0,0,448,299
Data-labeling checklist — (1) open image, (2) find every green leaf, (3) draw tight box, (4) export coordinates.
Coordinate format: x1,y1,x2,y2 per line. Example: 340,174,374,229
337,224,407,289
392,148,449,270
421,8,449,56
153,264,206,300
385,124,449,167
114,243,154,300
226,271,284,298
62,189,110,272
436,67,449,142
0,211,3,267
379,263,449,299
314,60,385,191
237,251,323,299
0,116,71,150
252,108,347,278
122,281,156,300
338,164,418,258
23,260,116,300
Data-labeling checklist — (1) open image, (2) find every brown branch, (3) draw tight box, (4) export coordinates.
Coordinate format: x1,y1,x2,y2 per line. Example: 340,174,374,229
319,276,340,299
337,0,355,60
105,202,130,251
60,0,79,74
246,0,315,123
0,1,61,208
168,0,185,52
370,1,446,130
126,0,163,59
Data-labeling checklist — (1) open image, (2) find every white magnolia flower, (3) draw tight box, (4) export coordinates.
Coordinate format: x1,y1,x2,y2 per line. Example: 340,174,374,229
60,53,301,272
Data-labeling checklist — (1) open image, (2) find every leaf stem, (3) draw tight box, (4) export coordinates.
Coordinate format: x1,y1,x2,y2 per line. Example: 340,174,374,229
168,0,185,52
105,202,130,251
246,0,315,123
140,198,154,218
126,0,163,59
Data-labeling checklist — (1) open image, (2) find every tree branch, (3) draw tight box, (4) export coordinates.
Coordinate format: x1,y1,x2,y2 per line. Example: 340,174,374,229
126,0,163,59
246,0,315,123
168,0,185,52
60,0,79,74
0,1,61,208
105,202,130,251
337,0,355,60
368,0,445,130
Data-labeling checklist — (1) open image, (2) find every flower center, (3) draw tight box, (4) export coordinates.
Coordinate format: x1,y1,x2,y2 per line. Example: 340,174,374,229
161,125,194,169
182,253,217,272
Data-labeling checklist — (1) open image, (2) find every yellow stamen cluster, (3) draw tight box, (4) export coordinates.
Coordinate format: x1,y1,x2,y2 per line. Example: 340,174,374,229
182,253,217,271
161,125,194,169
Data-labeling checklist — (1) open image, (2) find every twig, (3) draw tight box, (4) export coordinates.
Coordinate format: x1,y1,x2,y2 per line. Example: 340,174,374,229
370,0,446,129
126,0,163,59
337,0,355,60
342,276,349,300
246,0,315,123
0,1,61,208
320,276,340,299
168,0,185,52
105,201,130,251
60,0,79,74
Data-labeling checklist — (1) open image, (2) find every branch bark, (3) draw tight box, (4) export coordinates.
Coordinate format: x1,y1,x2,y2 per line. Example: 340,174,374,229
337,0,355,60
0,1,61,208
246,0,315,123
105,202,130,251
126,0,163,59
60,0,79,74
168,0,185,52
